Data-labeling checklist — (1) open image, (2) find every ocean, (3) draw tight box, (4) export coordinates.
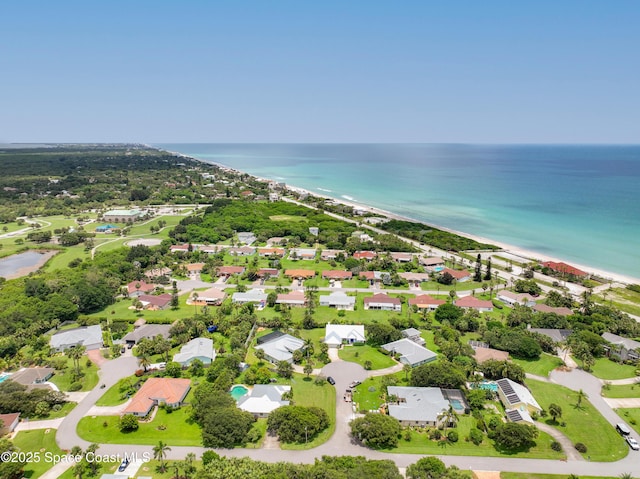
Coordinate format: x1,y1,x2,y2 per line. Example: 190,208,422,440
156,144,640,280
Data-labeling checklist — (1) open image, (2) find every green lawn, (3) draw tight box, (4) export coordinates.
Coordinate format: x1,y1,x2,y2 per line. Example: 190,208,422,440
338,344,397,370
597,287,640,317
391,415,564,459
44,244,91,271
353,372,407,412
617,408,640,436
57,461,120,479
40,401,77,420
513,353,564,377
87,293,190,322
527,379,628,461
49,357,99,392
590,357,638,380
602,382,640,398
95,377,138,406
13,429,63,479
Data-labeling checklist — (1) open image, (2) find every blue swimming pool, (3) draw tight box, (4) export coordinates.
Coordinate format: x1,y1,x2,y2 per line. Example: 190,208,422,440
0,372,11,384
450,399,464,411
230,384,249,401
475,380,498,392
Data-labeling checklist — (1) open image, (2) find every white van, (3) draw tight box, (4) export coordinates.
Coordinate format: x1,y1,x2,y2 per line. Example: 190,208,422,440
616,423,631,436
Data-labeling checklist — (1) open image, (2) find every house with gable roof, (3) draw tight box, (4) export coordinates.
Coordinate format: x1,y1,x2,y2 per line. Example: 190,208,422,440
324,324,365,348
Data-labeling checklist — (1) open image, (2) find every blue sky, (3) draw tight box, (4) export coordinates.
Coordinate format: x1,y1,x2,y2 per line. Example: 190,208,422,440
1,1,639,143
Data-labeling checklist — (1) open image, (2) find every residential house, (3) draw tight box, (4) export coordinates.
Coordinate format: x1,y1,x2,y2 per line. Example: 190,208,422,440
186,263,205,278
138,294,173,310
144,267,172,280
320,249,345,261
0,413,20,434
420,257,445,271
440,268,471,282
319,292,356,310
308,227,319,236
289,248,316,260
50,325,103,352
266,237,285,246
399,272,431,286
496,378,542,424
602,332,640,361
527,327,572,344
541,261,588,279
236,232,256,245
103,209,143,223
216,266,246,278
10,367,55,386
126,280,156,298
324,324,366,347
195,287,227,306
227,246,256,256
276,290,306,307
256,268,279,279
353,251,377,261
359,270,385,287
401,328,426,346
381,339,437,367
387,386,449,427
363,293,402,311
199,244,222,254
122,324,172,347
532,304,574,316
232,289,268,307
322,270,353,281
258,247,285,257
169,244,190,253
255,333,305,364
123,377,191,417
284,269,316,280
390,252,413,263
408,294,445,312
455,296,493,312
471,345,510,364
237,385,291,418
173,337,216,366
497,290,537,307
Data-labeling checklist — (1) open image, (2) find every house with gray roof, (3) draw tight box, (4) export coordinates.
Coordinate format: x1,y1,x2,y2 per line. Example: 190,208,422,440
255,334,304,364
319,292,356,310
602,332,640,361
237,384,291,417
528,327,572,344
381,338,436,367
402,328,426,346
496,378,541,424
387,386,450,427
122,324,172,346
10,367,55,386
50,325,103,352
236,232,256,245
232,289,267,307
324,324,365,347
173,337,216,366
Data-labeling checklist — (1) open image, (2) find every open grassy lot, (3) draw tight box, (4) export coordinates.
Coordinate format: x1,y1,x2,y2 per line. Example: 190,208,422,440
13,428,63,479
95,377,137,406
40,401,77,420
269,214,307,222
527,379,628,461
597,287,640,317
602,382,640,398
392,415,564,459
338,344,397,370
86,293,190,322
49,357,99,392
513,353,564,377
353,372,407,412
44,243,90,271
57,461,120,479
617,408,640,436
590,357,638,380
115,459,203,479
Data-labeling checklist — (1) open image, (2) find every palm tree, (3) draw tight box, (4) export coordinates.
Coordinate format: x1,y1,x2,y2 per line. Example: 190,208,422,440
441,404,458,431
153,441,171,472
184,452,196,478
303,363,313,378
68,345,86,376
303,338,314,359
403,363,412,381
138,354,151,373
576,389,588,408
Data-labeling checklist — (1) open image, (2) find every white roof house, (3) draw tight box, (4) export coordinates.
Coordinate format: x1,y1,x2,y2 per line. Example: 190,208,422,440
255,334,304,364
237,384,291,417
50,325,103,352
381,339,437,367
324,324,365,347
496,378,541,424
496,290,537,307
236,232,256,245
319,292,356,310
387,386,450,426
173,337,216,366
232,289,267,306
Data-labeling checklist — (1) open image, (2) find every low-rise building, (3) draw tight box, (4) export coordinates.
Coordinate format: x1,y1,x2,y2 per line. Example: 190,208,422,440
255,333,304,364
236,232,256,245
288,248,316,260
237,384,291,418
408,294,446,311
387,386,449,427
454,296,493,312
126,280,156,298
320,249,345,261
123,377,191,417
216,266,246,278
122,324,172,347
363,293,402,311
420,257,445,271
232,289,268,307
257,247,285,257
471,345,510,364
319,292,356,310
401,328,426,346
324,324,365,347
173,337,216,366
602,332,640,361
10,367,55,386
440,268,471,282
496,290,537,307
50,325,103,352
103,209,144,223
138,293,173,310
227,246,256,256
381,339,437,367
532,304,574,316
496,378,541,425
390,252,413,263
276,290,306,307
0,413,20,434
322,270,353,280
284,269,316,279
353,251,377,261
195,287,227,305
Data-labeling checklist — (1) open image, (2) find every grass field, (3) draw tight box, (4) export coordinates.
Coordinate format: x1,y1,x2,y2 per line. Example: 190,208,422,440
12,428,63,479
590,357,638,380
57,461,120,479
617,408,640,436
269,215,307,222
602,382,640,398
49,357,99,392
527,379,628,461
87,293,190,322
95,377,137,406
392,415,564,459
338,344,397,370
353,372,407,412
513,353,564,377
597,287,640,317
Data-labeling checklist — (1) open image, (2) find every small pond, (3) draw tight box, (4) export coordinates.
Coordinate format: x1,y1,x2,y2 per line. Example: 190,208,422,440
0,251,53,278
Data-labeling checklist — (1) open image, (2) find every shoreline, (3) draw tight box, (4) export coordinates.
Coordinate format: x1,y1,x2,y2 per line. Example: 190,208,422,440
158,147,640,286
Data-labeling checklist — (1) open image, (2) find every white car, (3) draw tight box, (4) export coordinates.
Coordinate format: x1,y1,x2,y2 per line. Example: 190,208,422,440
626,436,640,451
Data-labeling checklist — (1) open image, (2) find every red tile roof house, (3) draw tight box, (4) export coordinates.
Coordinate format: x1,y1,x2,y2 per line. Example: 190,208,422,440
409,294,446,312
139,293,173,310
127,280,157,298
123,377,191,417
216,265,246,278
455,295,494,312
532,304,574,316
420,256,445,270
284,269,316,279
257,268,280,278
541,261,588,278
169,244,191,253
0,413,20,435
322,270,353,280
359,270,385,286
364,293,402,312
440,268,472,282
353,251,377,261
276,290,306,307
258,248,285,257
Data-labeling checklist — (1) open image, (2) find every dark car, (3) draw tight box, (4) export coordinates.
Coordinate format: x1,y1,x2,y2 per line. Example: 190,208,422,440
327,376,336,385
118,458,130,472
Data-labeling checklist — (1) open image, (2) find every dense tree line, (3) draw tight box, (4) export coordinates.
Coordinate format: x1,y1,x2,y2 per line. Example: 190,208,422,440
267,405,329,443
0,381,66,416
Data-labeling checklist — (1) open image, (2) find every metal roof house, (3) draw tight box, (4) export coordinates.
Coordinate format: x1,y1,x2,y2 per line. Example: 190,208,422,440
237,384,291,418
381,338,437,367
324,324,365,348
387,386,450,427
173,337,216,366
496,378,541,424
255,334,304,364
50,325,103,352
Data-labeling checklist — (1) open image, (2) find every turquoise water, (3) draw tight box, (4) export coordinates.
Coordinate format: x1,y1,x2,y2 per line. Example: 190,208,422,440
157,144,640,279
475,381,498,392
230,384,248,401
0,373,11,383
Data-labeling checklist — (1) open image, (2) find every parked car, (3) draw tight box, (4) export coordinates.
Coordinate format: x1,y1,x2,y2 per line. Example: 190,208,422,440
349,380,361,388
118,458,130,472
327,376,336,385
626,436,640,451
617,423,632,436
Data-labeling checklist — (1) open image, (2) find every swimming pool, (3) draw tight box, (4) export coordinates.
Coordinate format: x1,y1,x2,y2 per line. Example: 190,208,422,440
449,399,464,411
433,266,444,272
0,372,11,384
230,384,249,401
475,380,498,392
